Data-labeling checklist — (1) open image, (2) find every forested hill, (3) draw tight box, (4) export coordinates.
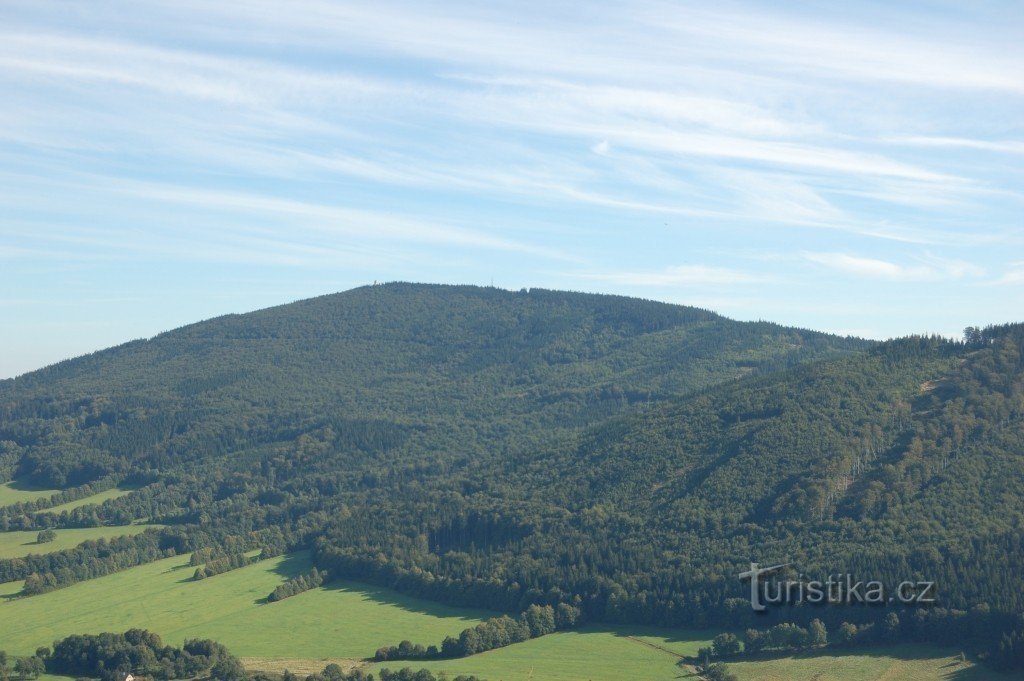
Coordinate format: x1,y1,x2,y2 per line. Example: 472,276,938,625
462,325,1024,614
0,283,866,487
311,322,1024,669
1,285,1022,669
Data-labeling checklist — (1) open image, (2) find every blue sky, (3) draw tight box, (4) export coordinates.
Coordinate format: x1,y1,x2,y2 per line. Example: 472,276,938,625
1,0,1022,377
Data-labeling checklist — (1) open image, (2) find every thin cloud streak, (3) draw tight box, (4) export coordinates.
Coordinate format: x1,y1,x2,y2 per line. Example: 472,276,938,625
0,0,1022,377
0,2,1010,252
117,0,1024,93
575,265,769,286
887,136,1024,155
0,32,399,107
802,252,985,282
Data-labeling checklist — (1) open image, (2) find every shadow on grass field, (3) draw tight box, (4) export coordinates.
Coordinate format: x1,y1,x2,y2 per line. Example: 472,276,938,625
0,479,60,507
723,643,1012,681
4,479,51,492
268,551,312,580
0,551,1008,681
608,624,722,658
0,551,493,661
315,577,496,623
367,626,713,681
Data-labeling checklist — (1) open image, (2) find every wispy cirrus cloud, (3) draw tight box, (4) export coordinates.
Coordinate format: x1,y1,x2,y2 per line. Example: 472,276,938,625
994,268,1024,285
1,0,1022,376
647,4,1024,93
0,173,574,265
574,265,768,286
0,2,1011,245
887,136,1024,155
0,31,400,107
802,252,985,282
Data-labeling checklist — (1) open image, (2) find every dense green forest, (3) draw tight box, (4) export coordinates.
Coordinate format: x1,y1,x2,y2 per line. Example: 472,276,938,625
0,284,1021,671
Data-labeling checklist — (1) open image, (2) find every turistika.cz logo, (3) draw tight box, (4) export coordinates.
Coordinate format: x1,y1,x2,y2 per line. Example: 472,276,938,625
738,562,937,612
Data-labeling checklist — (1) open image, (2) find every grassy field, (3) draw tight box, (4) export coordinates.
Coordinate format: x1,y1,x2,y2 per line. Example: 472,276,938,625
0,481,131,513
725,646,1010,680
369,626,711,681
374,640,1010,681
0,525,161,560
39,487,132,514
0,579,24,598
0,551,492,660
0,550,1007,681
0,480,60,507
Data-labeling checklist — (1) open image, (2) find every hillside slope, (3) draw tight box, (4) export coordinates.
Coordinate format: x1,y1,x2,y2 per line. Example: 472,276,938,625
308,325,1024,668
1,285,1022,669
0,283,866,487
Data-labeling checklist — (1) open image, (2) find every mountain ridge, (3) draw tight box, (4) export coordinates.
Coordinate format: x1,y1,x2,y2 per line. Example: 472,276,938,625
3,282,868,384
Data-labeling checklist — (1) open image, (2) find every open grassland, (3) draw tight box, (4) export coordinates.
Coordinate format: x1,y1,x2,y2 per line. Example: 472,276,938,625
0,480,60,507
0,525,161,560
0,579,24,597
725,646,1010,681
0,551,492,660
0,481,131,513
369,626,711,681
39,487,131,514
0,551,1005,681
379,639,1008,681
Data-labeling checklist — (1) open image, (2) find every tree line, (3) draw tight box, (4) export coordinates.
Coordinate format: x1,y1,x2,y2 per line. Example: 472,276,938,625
374,603,581,662
4,629,486,681
267,567,326,602
193,552,257,581
40,630,244,681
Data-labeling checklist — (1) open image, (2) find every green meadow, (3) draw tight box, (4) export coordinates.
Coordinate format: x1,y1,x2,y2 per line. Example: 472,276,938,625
0,480,60,507
725,646,1009,680
0,525,161,560
369,626,711,681
0,550,1003,681
0,552,491,660
38,487,132,514
0,480,131,514
389,639,1008,681
0,579,24,598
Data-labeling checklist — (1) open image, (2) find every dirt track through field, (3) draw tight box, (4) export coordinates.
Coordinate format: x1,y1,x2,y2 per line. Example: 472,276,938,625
241,657,366,676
